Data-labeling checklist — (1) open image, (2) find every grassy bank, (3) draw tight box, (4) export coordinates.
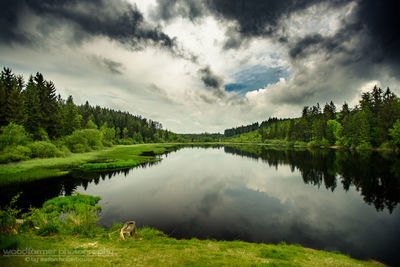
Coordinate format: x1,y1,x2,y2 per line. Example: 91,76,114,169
0,230,383,267
0,194,384,267
0,144,176,185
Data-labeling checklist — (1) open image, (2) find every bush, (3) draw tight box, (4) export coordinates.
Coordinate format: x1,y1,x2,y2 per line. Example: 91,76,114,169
51,139,71,156
100,125,115,145
33,127,50,141
65,131,90,152
389,119,400,146
29,194,102,236
102,140,113,147
65,129,103,153
60,145,71,156
0,123,30,150
71,144,88,153
0,145,32,163
27,141,63,158
0,194,21,234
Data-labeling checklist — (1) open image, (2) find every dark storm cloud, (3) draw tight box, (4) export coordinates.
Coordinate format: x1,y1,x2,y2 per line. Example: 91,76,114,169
198,65,226,98
151,0,206,22
199,66,222,88
206,0,350,50
288,32,351,60
152,0,400,72
0,0,192,59
349,0,400,69
88,55,125,75
289,0,400,75
152,0,350,49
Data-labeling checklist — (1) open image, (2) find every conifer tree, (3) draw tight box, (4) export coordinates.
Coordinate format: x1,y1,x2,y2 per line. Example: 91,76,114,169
62,95,81,135
0,68,25,126
23,76,42,137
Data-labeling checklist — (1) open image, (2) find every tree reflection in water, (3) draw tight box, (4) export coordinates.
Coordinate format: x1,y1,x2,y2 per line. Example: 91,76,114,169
224,145,400,213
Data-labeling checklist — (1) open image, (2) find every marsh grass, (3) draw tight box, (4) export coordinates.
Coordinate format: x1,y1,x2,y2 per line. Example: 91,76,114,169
0,144,175,185
27,193,102,237
79,160,141,172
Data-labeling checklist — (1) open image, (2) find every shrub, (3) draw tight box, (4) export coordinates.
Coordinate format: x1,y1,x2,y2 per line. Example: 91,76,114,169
29,194,101,236
389,119,400,146
0,123,30,150
102,140,113,147
0,200,27,249
34,127,50,141
0,145,32,163
0,193,21,234
65,131,90,152
51,139,71,156
100,125,115,145
60,145,71,156
71,144,88,153
65,129,103,153
27,141,63,158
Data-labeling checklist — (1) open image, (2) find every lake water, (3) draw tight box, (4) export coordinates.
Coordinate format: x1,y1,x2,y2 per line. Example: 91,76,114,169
2,145,400,265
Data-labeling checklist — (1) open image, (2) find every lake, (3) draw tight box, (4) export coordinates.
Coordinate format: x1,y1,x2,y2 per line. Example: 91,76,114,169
2,145,400,265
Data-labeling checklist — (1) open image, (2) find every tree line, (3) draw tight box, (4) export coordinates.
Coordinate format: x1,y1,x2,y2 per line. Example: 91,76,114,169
224,118,285,137
226,86,400,149
0,67,183,162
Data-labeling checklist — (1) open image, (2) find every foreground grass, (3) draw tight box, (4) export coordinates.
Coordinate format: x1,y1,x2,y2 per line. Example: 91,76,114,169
0,144,175,185
0,228,384,267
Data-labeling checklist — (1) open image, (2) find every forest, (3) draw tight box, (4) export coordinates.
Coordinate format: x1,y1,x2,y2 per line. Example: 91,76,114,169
0,67,184,163
225,86,400,150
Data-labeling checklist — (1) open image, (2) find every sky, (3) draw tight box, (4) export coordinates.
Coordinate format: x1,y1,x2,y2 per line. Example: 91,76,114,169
0,0,399,133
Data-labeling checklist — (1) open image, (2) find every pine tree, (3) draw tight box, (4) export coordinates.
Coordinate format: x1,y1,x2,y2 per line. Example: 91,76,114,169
62,96,81,135
0,68,25,126
41,80,61,138
23,76,42,137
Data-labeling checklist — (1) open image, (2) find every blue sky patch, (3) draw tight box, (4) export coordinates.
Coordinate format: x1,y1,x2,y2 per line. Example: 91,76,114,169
224,65,289,95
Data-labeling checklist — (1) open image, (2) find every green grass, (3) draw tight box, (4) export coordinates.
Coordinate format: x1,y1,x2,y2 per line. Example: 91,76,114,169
79,160,141,171
0,229,384,267
0,144,175,185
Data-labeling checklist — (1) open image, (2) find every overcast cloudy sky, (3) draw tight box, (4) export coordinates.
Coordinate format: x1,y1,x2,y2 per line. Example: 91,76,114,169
1,0,399,133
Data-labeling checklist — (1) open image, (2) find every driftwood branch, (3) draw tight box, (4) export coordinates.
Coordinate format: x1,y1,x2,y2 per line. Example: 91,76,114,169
120,221,136,240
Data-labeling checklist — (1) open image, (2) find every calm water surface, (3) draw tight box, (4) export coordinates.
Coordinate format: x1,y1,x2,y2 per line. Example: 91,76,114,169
2,146,400,265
